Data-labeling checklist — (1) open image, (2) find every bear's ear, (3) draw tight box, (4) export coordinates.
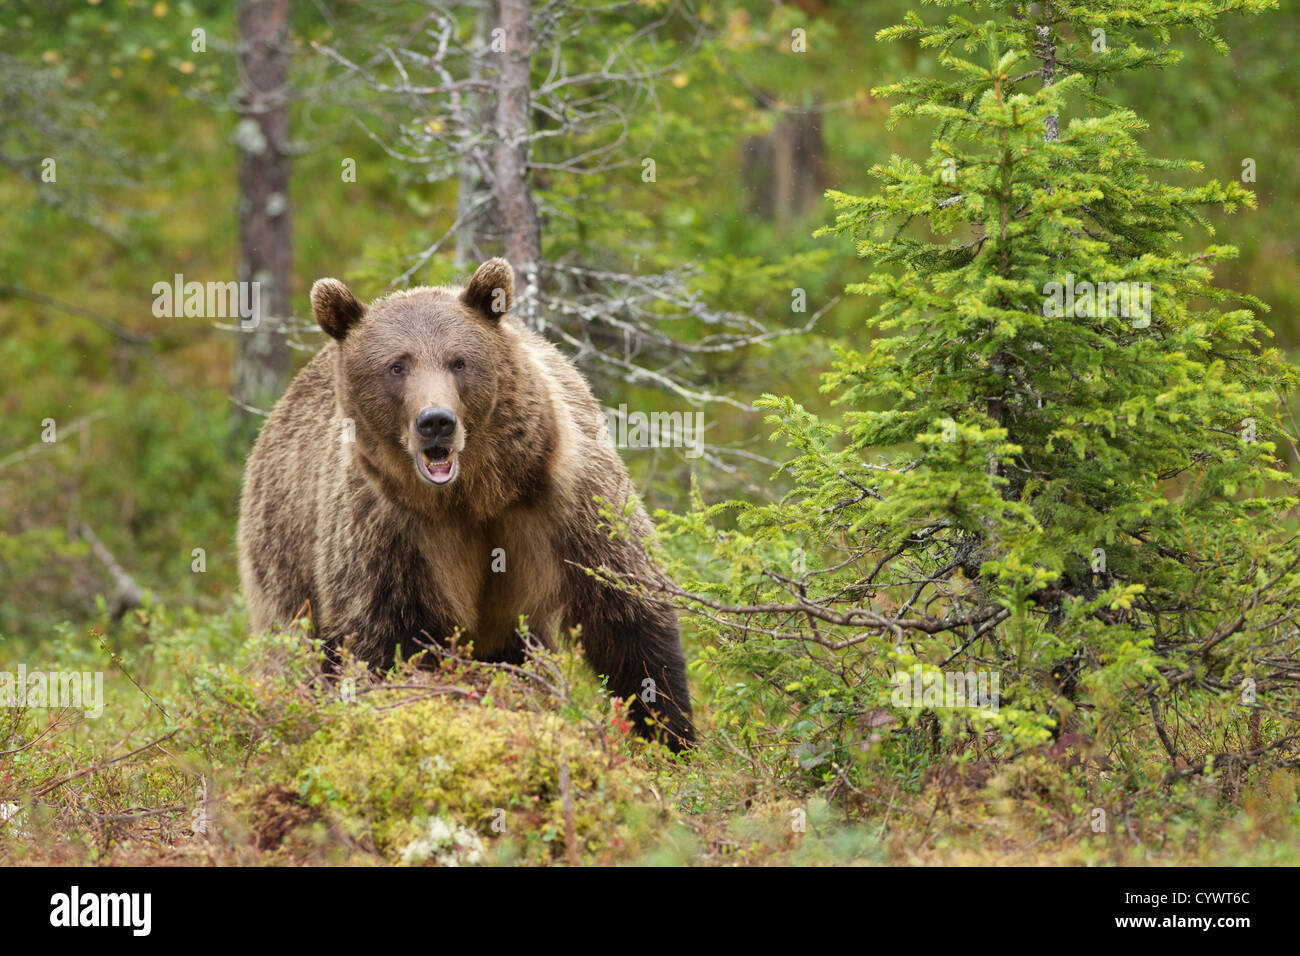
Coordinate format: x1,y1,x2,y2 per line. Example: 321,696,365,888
461,257,514,321
311,278,367,340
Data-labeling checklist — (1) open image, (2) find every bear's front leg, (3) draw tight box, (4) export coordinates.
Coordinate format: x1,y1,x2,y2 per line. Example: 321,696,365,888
314,540,464,674
563,562,695,752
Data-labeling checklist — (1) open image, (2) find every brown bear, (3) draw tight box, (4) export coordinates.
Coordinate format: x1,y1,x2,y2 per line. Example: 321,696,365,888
237,258,694,750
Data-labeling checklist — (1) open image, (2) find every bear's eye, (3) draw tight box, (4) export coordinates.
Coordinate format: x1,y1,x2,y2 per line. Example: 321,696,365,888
388,362,406,377
451,358,466,372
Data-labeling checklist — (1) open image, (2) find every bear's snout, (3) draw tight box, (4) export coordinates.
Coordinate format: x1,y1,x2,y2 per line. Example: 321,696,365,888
416,406,457,443
414,405,461,486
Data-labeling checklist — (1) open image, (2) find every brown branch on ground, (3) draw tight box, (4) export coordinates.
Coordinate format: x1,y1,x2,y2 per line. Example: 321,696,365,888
78,523,144,620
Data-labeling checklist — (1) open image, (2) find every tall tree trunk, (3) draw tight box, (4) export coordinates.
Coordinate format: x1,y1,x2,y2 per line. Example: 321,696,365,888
454,2,491,271
493,0,542,329
742,106,826,231
233,0,292,431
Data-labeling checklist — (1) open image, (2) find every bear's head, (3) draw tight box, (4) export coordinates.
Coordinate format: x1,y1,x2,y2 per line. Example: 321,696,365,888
310,258,519,502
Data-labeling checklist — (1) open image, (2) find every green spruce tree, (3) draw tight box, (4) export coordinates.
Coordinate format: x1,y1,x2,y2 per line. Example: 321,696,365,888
663,0,1299,779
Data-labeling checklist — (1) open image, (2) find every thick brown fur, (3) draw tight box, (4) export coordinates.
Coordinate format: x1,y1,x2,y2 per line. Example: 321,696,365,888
237,258,694,749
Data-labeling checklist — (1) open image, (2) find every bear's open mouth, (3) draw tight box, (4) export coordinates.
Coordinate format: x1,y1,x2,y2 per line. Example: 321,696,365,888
417,446,458,485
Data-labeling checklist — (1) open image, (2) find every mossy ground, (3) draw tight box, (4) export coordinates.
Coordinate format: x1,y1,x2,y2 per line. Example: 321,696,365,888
1,605,1299,866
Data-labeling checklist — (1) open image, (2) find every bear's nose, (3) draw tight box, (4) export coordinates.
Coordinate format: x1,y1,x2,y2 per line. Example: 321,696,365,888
416,406,457,441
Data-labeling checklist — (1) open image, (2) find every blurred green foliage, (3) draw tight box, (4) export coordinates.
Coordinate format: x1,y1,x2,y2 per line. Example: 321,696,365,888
3,1,1295,650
